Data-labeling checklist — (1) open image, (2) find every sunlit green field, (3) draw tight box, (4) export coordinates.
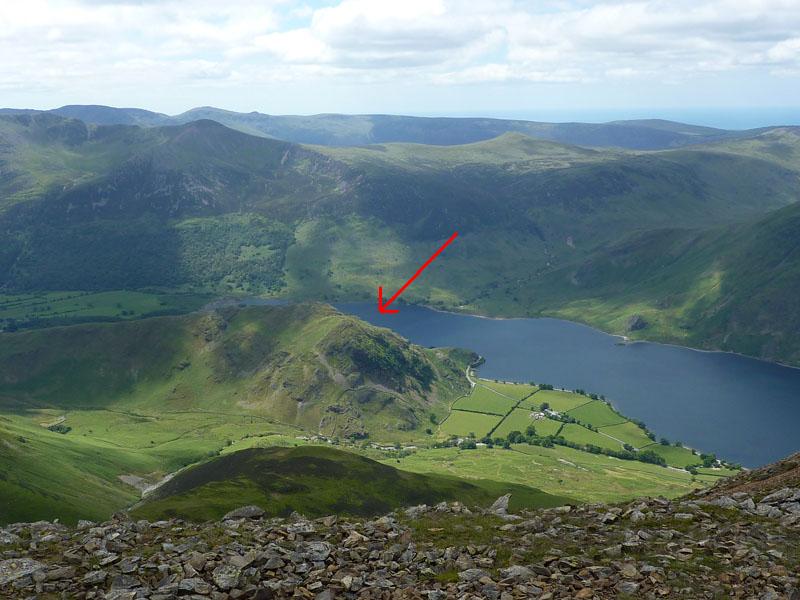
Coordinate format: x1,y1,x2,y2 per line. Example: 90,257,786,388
131,445,570,522
439,410,501,437
0,416,144,524
0,372,727,524
531,389,592,412
645,443,703,468
558,423,621,451
384,444,714,504
494,409,561,438
445,380,713,473
566,400,627,427
697,466,739,478
600,421,654,449
452,386,516,415
0,406,305,524
478,379,538,400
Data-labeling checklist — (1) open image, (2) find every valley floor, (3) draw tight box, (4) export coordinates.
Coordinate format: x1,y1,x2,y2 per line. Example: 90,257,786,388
0,302,736,525
0,376,723,523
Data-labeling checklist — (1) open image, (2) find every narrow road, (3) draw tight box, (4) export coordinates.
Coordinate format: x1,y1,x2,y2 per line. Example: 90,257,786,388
465,364,476,388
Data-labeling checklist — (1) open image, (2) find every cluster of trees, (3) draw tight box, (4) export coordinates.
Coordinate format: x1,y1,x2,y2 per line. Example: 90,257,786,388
2,214,293,294
337,329,435,390
699,453,718,468
660,437,687,448
47,423,71,434
567,387,606,402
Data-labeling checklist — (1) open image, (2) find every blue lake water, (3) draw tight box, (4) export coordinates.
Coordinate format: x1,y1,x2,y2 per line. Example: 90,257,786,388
336,303,800,467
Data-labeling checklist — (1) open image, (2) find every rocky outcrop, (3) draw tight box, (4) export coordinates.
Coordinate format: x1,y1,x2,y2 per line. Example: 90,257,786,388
695,451,800,499
626,314,648,332
222,506,265,521
489,493,511,516
1,481,799,599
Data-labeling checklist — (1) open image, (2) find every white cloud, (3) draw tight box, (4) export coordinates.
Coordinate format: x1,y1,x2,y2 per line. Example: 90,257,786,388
768,38,800,63
0,0,798,110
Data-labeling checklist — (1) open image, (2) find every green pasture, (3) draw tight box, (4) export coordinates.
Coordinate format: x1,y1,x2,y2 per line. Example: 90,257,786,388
452,386,517,415
558,423,621,451
478,380,538,400
494,409,561,439
644,444,701,468
439,410,501,438
599,421,654,449
529,417,565,438
696,466,739,478
493,408,534,438
566,400,627,428
532,390,592,412
387,444,711,504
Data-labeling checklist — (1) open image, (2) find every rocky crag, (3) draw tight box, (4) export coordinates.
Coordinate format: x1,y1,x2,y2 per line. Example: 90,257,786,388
1,454,799,599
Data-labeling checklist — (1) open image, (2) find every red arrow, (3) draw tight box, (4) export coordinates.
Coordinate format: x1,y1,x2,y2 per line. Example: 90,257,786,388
378,231,459,314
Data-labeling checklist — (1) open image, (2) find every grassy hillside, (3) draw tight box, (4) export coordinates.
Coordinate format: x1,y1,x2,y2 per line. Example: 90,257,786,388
131,445,569,521
0,416,144,524
322,132,799,242
524,198,800,364
0,112,349,219
0,303,467,438
0,113,350,292
0,303,471,522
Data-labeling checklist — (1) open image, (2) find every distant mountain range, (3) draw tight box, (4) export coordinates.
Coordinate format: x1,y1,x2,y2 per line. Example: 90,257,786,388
0,103,772,149
0,109,799,365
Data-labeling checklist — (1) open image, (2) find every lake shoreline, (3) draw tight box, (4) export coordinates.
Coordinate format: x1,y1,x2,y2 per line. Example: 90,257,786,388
402,301,800,373
336,300,800,467
210,293,800,372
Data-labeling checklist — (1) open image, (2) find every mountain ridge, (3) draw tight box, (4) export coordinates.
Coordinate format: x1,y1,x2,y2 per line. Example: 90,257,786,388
0,104,773,149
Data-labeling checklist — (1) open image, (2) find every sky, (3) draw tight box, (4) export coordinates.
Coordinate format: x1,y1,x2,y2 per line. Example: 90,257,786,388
1,0,799,125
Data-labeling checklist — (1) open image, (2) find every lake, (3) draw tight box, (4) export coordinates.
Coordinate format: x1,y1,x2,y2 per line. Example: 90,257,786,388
337,302,800,467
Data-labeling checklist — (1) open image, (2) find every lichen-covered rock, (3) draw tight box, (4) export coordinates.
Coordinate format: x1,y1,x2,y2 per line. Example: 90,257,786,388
489,493,511,515
212,564,241,590
0,558,45,586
